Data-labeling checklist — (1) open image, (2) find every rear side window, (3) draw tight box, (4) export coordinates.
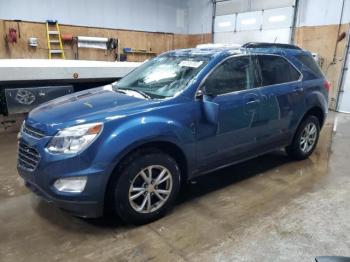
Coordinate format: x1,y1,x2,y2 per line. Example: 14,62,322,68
257,55,301,86
296,53,324,78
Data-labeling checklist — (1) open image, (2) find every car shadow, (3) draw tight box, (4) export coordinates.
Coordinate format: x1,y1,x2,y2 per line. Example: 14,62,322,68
35,150,293,230
177,150,291,203
85,150,293,228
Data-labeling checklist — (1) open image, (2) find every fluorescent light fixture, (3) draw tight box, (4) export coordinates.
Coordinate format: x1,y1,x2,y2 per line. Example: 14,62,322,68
218,21,231,27
241,18,256,25
268,15,287,23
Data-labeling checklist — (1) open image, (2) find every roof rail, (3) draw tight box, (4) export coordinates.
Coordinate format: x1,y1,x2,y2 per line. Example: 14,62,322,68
196,43,242,49
242,42,302,50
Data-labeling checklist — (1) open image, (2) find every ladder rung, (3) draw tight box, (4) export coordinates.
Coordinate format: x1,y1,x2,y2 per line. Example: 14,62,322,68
50,50,63,54
47,21,64,59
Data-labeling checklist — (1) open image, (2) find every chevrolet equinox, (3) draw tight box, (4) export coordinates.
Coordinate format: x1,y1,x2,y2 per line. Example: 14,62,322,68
18,43,329,224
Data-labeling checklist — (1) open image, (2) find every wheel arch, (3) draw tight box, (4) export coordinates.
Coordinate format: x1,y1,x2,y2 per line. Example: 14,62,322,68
301,106,326,128
103,139,189,213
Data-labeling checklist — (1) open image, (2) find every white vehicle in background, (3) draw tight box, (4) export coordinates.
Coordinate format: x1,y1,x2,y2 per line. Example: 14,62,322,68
0,59,141,115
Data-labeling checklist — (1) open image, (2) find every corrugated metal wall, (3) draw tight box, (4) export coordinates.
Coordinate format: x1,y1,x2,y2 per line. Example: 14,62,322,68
297,0,350,26
186,0,213,34
0,0,188,34
0,0,215,35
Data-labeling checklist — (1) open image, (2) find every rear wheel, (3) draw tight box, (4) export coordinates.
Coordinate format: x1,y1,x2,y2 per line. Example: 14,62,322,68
112,149,181,225
286,115,320,160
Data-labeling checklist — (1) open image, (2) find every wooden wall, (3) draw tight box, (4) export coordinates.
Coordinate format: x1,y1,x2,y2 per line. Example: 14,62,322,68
2,19,347,109
295,24,350,110
0,20,211,61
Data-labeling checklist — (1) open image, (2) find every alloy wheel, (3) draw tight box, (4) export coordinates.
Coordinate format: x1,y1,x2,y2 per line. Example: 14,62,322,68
128,165,173,213
300,122,317,153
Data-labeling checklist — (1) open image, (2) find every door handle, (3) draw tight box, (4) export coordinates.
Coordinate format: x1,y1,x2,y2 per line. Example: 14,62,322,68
246,98,260,105
293,87,304,94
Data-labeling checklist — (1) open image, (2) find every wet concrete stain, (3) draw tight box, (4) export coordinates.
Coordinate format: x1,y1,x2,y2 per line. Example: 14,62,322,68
1,112,350,262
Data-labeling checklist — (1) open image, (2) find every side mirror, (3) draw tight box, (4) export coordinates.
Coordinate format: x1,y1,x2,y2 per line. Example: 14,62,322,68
195,89,204,99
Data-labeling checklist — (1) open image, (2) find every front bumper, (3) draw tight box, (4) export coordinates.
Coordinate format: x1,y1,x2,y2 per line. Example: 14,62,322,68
17,131,110,218
24,179,101,218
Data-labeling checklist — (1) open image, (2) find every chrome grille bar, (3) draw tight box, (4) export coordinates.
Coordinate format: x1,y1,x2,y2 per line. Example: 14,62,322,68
23,124,45,139
18,142,40,171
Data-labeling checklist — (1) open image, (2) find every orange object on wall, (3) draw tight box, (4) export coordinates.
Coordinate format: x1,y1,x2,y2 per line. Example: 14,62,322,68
61,34,73,41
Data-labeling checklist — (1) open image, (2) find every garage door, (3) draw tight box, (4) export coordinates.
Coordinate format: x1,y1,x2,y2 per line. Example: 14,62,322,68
214,0,296,45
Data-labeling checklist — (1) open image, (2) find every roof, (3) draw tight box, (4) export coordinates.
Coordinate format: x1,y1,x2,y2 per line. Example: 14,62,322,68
167,42,304,58
242,42,302,50
167,46,242,58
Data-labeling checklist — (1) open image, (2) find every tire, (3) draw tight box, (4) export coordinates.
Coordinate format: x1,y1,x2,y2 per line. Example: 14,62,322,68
286,115,320,160
112,149,181,225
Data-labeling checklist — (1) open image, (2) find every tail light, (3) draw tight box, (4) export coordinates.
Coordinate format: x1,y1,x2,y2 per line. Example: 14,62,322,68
324,80,331,93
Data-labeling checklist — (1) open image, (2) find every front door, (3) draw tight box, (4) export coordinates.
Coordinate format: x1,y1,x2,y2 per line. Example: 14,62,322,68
196,55,262,169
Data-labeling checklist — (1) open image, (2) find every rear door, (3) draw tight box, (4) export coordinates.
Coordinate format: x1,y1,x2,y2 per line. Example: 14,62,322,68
255,54,304,148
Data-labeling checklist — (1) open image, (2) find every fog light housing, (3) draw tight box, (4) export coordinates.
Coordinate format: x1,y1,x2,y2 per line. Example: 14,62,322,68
53,176,87,193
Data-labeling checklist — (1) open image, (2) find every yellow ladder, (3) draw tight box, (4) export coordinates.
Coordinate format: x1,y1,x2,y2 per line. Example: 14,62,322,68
46,20,65,59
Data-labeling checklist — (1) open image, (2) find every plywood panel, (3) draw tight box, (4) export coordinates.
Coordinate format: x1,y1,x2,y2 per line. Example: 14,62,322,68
0,20,48,59
295,24,350,109
173,33,212,49
187,34,212,47
0,20,211,62
173,34,189,49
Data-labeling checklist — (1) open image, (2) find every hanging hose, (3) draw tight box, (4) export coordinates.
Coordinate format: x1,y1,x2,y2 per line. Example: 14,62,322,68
325,0,347,77
332,0,346,63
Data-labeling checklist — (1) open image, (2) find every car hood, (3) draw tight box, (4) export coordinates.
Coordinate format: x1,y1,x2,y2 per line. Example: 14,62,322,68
26,85,157,135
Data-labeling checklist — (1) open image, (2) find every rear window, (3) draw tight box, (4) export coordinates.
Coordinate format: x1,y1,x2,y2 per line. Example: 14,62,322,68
257,55,301,86
296,53,324,78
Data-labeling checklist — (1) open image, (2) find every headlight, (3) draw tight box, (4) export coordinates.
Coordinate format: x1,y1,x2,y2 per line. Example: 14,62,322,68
47,122,103,154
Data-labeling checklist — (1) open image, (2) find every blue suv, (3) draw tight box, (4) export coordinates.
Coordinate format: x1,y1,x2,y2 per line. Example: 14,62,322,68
18,43,329,224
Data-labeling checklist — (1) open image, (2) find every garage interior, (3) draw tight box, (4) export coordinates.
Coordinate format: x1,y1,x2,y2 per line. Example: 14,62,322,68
1,0,350,261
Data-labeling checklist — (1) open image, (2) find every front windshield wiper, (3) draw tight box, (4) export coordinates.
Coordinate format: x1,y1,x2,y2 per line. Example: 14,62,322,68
114,88,151,99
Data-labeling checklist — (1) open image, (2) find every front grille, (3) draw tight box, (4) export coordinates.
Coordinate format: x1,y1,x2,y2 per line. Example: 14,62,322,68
18,142,40,171
22,124,45,139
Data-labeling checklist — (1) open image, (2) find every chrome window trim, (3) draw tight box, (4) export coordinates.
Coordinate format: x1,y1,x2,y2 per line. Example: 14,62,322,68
195,53,304,99
195,54,252,99
254,54,303,90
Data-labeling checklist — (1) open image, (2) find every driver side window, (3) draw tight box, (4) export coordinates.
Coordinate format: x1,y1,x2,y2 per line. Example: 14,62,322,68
205,56,253,96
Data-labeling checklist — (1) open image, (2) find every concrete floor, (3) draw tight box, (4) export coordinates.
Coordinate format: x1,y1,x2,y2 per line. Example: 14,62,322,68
1,112,350,262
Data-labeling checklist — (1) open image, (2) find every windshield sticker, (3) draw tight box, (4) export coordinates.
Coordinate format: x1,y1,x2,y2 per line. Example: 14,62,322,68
179,60,203,68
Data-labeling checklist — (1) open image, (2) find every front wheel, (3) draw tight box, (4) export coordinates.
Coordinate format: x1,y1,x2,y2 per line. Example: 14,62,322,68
112,149,181,225
286,115,320,160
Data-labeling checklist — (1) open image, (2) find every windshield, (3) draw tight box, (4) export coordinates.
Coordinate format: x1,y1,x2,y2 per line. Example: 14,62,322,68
113,54,210,99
